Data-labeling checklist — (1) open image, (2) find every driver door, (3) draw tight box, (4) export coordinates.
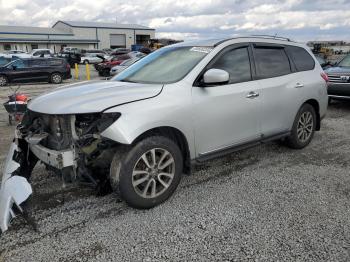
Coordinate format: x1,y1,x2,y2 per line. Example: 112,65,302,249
8,60,29,82
192,44,261,157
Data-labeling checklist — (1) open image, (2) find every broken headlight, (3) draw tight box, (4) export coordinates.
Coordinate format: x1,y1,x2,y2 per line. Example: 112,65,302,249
75,112,121,137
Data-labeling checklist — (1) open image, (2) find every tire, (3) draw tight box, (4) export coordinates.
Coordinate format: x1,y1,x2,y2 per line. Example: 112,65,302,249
84,60,89,64
0,75,8,86
50,73,62,84
286,104,316,149
101,69,110,77
110,136,183,209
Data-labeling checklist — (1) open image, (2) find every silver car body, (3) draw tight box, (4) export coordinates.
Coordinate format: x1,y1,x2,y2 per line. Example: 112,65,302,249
0,37,328,232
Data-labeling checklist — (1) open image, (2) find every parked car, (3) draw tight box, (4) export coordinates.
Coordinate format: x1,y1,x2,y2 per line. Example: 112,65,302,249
325,54,350,101
57,52,82,67
0,58,71,86
110,56,144,76
110,48,130,56
30,49,53,58
0,50,28,58
0,36,328,232
81,53,105,64
96,54,131,76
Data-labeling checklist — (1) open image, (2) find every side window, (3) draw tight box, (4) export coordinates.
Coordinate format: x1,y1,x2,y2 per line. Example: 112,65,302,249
286,46,315,71
210,47,252,84
254,46,291,79
11,60,27,68
30,60,47,67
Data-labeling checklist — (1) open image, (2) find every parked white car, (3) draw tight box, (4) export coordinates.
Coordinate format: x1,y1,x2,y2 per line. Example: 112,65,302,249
29,49,53,58
80,53,105,64
0,36,328,232
110,56,144,76
0,50,31,58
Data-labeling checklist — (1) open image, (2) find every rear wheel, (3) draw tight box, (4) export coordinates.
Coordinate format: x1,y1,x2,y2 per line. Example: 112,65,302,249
83,60,89,64
286,104,316,149
50,73,62,84
0,75,8,86
110,136,183,209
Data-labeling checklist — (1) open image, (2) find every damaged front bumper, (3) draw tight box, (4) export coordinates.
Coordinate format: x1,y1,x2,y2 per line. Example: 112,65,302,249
0,129,76,233
0,134,32,233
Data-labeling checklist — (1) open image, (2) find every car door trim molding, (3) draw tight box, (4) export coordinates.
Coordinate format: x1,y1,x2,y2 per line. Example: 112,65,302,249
196,131,290,162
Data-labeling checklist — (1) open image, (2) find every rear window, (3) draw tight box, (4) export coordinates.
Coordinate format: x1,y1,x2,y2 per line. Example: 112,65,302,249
286,46,315,71
254,46,291,79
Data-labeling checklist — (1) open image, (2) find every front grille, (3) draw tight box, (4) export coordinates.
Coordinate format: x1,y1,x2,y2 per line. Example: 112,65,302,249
327,74,350,83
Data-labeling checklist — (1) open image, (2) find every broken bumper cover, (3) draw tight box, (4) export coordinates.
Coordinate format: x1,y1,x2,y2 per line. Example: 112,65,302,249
0,141,32,233
0,133,75,233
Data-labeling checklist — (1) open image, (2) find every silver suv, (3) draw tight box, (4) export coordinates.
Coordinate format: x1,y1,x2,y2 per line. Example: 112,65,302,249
0,36,328,232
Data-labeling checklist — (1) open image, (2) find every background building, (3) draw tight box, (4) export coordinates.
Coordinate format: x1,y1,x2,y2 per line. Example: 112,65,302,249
0,20,155,52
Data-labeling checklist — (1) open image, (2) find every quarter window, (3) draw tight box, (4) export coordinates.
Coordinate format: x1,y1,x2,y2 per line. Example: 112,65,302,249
211,47,252,84
286,46,315,71
254,47,291,79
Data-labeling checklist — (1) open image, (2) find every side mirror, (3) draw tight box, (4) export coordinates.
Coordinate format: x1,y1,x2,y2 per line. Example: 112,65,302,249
202,69,229,86
12,65,17,70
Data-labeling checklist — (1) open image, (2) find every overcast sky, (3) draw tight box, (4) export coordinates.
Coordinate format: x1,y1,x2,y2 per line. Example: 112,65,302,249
1,0,350,42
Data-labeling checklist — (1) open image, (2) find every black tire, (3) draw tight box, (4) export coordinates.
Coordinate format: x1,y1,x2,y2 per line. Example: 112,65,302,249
110,136,183,209
84,60,89,64
101,69,110,77
50,73,62,84
286,104,316,149
0,75,8,86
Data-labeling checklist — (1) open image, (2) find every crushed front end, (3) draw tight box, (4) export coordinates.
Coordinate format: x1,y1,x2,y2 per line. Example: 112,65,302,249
0,110,120,233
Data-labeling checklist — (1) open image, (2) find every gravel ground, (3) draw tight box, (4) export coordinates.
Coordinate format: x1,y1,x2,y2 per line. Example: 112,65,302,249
0,80,349,261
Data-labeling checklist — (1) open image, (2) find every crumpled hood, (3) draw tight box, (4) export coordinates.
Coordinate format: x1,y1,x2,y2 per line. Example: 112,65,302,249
325,67,350,75
28,80,163,114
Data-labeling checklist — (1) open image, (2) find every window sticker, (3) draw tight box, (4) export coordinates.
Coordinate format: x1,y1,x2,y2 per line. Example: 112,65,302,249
190,47,213,53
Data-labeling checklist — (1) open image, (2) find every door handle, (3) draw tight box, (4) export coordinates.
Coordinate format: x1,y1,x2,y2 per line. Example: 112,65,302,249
246,91,259,99
295,83,304,88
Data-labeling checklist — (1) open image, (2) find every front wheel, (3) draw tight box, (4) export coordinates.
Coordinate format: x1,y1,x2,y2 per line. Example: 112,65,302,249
110,136,183,209
286,104,316,149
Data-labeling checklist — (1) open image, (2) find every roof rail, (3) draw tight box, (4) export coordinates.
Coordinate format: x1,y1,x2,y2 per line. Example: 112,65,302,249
251,35,291,42
214,35,293,47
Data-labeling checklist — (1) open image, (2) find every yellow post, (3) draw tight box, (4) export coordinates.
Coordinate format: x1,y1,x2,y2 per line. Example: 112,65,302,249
74,63,79,80
86,63,90,80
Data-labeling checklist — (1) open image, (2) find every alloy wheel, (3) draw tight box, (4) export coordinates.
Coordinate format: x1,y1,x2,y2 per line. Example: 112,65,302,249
132,148,175,199
297,111,313,143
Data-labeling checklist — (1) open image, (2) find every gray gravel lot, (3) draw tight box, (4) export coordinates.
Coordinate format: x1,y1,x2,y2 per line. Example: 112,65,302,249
0,78,349,261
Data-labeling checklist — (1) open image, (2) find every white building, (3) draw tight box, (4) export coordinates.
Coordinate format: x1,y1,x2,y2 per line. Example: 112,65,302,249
0,20,155,53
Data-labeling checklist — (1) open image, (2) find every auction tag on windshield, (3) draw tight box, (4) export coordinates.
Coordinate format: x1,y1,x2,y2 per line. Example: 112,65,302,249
190,47,213,53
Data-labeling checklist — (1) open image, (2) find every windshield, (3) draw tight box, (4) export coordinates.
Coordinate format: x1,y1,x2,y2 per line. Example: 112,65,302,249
112,46,212,84
338,55,350,67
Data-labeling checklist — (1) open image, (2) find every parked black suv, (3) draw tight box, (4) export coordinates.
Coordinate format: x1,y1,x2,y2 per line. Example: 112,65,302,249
0,58,71,86
325,54,350,100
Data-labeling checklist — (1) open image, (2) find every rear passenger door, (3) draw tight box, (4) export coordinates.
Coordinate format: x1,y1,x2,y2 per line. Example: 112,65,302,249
29,59,49,80
252,43,306,137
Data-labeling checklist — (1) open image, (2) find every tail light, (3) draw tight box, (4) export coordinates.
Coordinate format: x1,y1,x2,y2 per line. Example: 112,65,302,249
321,72,329,83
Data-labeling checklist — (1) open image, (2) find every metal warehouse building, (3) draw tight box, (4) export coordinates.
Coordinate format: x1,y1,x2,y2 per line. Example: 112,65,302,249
0,20,155,53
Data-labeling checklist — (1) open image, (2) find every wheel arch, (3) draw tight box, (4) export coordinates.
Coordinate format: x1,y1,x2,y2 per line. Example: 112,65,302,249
132,126,191,174
304,99,320,131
